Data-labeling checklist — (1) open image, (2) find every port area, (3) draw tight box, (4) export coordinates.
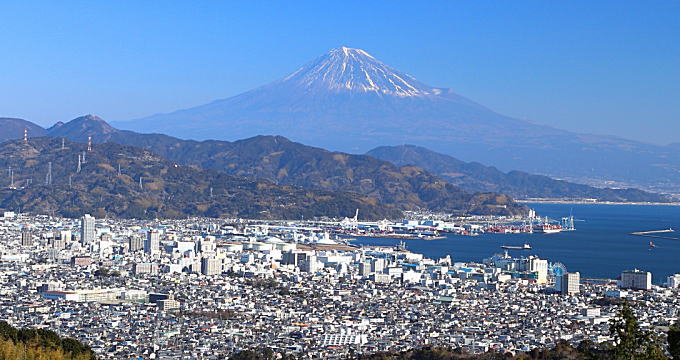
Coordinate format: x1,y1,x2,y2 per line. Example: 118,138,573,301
347,233,446,241
630,229,680,240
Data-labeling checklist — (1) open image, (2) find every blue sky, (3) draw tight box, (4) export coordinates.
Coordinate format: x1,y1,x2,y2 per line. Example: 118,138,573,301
1,1,678,145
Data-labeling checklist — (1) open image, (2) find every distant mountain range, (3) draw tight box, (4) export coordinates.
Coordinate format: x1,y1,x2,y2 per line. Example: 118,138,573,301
109,47,680,194
0,138,402,220
44,115,529,216
0,115,669,214
367,145,671,202
52,115,670,204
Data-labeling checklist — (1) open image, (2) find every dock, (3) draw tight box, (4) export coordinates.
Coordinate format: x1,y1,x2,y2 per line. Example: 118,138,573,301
630,228,680,240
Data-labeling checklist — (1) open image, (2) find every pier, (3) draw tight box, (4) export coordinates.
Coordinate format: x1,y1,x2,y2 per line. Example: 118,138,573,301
630,228,680,240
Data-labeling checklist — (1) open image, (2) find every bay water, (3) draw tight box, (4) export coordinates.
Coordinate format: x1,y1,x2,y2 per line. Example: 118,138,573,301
350,203,680,284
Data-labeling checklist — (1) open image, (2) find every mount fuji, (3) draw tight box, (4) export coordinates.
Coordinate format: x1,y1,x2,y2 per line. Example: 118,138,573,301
115,47,680,192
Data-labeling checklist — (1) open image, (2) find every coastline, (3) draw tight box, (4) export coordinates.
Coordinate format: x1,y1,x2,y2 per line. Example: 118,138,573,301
517,199,680,206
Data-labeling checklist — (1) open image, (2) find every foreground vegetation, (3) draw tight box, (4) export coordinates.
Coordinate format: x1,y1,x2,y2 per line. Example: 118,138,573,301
0,322,95,360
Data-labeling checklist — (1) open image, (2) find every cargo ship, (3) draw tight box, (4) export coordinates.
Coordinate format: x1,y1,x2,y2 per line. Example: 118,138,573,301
501,243,532,250
532,216,563,234
532,224,563,234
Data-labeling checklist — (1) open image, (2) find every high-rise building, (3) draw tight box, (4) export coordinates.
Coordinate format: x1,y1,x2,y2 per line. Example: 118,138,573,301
51,237,65,250
201,257,221,276
620,269,652,290
129,236,144,252
80,214,95,244
302,255,321,273
358,262,372,276
281,251,308,267
516,256,548,284
370,258,386,274
59,230,72,243
144,230,160,255
196,237,216,253
560,272,580,295
20,230,33,247
667,274,680,288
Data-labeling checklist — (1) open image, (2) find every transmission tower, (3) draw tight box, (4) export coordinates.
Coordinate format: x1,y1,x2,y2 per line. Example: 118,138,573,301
45,162,52,185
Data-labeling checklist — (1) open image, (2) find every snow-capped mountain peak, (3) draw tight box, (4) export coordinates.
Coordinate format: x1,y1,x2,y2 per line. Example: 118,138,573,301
281,46,437,97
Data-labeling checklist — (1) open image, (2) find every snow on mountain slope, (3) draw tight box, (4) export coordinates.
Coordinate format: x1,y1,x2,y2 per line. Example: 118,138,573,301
282,46,435,96
114,47,680,191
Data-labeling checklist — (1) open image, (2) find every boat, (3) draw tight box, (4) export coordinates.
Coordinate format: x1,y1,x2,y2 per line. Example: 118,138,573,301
532,217,563,234
501,243,532,250
532,224,563,234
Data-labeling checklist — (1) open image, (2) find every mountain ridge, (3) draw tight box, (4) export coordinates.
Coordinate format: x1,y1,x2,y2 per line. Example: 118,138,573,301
111,47,680,193
367,145,672,202
0,115,670,204
0,137,402,220
46,115,528,216
0,118,47,143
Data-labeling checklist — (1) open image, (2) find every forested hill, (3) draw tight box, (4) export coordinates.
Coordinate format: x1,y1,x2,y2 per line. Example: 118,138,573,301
46,115,529,216
0,138,401,220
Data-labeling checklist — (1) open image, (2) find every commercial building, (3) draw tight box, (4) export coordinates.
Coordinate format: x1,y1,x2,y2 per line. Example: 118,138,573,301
50,237,65,250
370,258,386,274
157,299,180,311
620,269,652,290
134,263,159,275
560,272,580,295
20,230,33,247
80,214,95,244
201,257,221,276
667,274,680,288
144,230,160,255
514,256,548,284
71,256,93,267
129,236,144,252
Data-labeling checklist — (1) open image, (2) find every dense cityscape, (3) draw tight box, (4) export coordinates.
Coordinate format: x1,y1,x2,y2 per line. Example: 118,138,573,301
0,211,678,359
2,2,680,359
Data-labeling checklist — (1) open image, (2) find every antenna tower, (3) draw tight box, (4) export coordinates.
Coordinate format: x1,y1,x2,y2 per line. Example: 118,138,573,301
87,136,92,152
23,128,28,144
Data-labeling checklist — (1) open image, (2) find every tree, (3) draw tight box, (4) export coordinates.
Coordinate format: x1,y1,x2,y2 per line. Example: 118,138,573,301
669,318,680,360
609,302,666,360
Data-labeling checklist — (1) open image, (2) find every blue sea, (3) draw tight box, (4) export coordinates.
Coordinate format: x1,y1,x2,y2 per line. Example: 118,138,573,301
350,203,680,284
